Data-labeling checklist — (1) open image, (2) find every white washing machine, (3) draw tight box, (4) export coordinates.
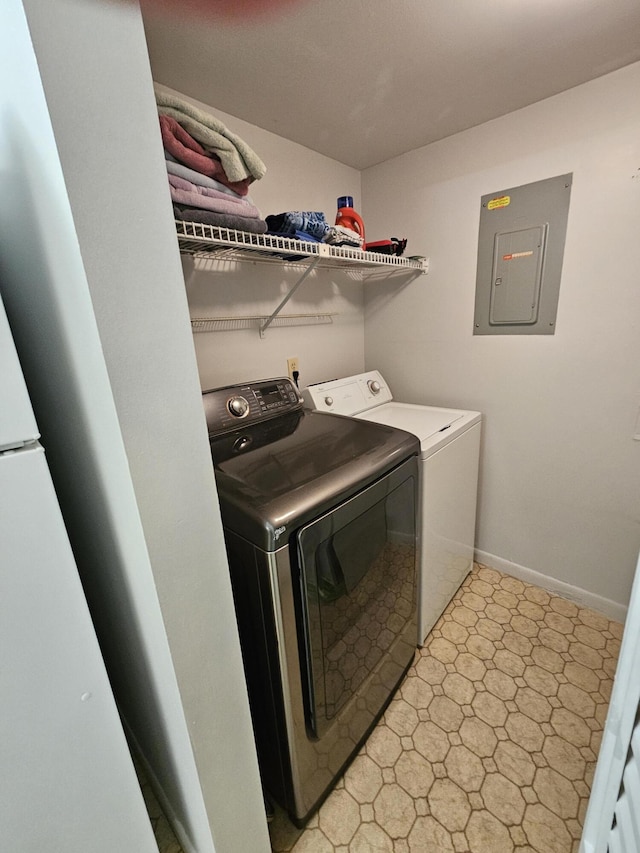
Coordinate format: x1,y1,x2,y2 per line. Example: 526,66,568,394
304,370,481,645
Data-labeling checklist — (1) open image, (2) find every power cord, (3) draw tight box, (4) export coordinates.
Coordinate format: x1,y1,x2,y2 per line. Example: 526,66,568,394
292,369,300,388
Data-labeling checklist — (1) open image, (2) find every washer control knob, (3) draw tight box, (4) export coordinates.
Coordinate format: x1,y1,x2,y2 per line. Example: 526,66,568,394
227,395,250,418
368,380,381,394
324,396,334,407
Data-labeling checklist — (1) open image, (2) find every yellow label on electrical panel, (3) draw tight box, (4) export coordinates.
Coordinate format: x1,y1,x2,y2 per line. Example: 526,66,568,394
488,195,511,210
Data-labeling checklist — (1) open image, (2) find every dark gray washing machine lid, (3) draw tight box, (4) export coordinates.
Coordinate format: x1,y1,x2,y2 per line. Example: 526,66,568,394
210,409,419,551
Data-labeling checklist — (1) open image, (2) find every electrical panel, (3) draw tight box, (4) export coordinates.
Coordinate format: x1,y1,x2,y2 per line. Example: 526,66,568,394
474,174,572,335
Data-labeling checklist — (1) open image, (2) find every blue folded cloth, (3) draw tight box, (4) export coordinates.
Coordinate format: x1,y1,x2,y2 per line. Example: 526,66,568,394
265,212,330,241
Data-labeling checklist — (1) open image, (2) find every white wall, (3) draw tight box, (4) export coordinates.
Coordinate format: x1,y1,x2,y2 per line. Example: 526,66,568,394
21,1,270,852
362,63,640,615
152,84,365,390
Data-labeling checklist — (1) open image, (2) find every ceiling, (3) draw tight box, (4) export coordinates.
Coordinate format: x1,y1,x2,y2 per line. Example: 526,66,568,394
140,0,640,171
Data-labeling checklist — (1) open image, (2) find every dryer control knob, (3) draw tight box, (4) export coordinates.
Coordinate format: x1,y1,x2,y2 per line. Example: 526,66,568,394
368,380,381,394
324,396,334,407
228,395,250,417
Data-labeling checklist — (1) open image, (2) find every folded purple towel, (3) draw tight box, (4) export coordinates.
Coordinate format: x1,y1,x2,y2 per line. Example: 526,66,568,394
165,153,252,200
168,174,261,218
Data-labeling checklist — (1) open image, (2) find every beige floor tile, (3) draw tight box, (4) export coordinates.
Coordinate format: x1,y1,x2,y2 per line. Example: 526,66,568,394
137,564,622,853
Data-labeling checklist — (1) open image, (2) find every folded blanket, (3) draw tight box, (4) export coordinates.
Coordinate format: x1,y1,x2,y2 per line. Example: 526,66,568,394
168,174,261,218
173,205,267,234
155,84,266,183
265,211,330,241
160,115,252,196
165,152,254,201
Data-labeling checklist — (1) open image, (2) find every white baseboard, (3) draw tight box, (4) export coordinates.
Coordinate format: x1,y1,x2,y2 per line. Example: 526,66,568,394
474,549,628,624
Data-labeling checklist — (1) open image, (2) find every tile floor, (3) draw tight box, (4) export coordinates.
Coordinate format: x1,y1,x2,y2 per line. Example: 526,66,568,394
146,563,623,853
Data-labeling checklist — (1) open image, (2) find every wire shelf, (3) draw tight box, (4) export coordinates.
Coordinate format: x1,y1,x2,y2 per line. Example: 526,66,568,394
178,221,427,334
175,221,428,274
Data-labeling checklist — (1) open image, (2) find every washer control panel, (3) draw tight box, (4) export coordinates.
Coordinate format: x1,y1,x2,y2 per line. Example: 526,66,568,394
203,377,302,435
303,370,393,416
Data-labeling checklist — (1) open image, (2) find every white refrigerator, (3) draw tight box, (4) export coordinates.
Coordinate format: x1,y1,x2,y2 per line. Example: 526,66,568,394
0,294,158,852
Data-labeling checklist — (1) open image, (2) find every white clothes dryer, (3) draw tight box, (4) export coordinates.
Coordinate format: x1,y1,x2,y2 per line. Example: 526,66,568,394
304,370,482,645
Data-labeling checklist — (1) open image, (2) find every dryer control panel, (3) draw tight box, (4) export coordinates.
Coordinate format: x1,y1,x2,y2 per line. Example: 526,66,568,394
303,370,393,416
203,377,302,436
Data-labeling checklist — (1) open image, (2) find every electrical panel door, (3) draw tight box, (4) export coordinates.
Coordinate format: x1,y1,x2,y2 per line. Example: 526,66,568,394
489,224,547,325
474,174,572,335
